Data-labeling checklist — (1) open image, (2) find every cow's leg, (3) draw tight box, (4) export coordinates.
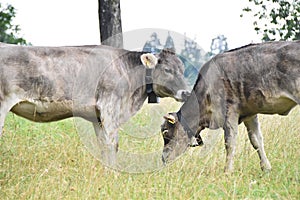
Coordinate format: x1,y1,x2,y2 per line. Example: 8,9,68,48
244,115,271,171
94,98,120,168
93,121,119,168
223,109,239,173
0,95,20,136
0,110,5,136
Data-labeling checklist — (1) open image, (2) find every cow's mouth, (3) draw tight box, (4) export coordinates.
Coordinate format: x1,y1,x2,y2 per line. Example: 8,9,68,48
153,84,190,102
154,86,173,98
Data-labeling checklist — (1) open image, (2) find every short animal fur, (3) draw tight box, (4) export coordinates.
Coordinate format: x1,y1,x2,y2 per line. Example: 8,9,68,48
162,41,300,172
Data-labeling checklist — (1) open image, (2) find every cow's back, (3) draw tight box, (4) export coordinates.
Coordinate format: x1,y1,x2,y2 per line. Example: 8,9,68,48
214,41,300,116
1,45,124,99
214,41,300,79
0,45,127,122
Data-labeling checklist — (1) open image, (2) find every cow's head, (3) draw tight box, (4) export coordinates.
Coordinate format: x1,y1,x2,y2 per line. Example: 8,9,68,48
161,113,190,163
141,49,190,102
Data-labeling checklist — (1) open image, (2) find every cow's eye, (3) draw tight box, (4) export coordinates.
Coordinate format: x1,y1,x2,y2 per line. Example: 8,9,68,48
164,68,172,74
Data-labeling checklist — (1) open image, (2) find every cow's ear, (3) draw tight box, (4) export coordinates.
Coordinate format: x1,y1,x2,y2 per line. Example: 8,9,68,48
163,114,176,124
140,53,158,68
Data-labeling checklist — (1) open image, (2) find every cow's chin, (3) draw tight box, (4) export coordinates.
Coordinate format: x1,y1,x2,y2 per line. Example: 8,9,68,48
153,86,174,99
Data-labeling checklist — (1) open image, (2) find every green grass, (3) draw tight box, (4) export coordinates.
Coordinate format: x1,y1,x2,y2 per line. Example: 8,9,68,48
0,99,299,199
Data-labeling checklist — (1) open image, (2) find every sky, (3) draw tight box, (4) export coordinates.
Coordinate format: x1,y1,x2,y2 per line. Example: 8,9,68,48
4,0,261,52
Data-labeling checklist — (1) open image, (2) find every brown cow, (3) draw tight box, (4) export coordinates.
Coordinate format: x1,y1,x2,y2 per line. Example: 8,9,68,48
161,40,300,172
0,44,190,166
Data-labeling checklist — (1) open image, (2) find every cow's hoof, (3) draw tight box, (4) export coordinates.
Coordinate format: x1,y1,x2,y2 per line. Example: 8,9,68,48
261,165,272,173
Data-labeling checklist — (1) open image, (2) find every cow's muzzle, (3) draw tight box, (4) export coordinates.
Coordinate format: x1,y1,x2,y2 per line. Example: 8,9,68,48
174,90,191,102
162,146,173,165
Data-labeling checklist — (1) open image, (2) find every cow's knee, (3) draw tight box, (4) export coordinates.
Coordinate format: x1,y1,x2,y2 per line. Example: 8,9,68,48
244,116,271,171
244,116,262,149
224,132,237,173
223,116,239,172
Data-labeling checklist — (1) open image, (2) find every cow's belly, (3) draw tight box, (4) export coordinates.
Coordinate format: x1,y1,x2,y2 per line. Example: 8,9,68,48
243,96,297,116
11,100,74,122
261,97,297,115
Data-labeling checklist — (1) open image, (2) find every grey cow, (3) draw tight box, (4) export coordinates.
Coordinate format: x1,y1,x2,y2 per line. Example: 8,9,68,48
161,40,300,172
0,44,190,165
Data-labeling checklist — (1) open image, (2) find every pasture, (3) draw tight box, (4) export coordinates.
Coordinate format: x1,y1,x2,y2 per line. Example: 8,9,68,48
0,99,299,199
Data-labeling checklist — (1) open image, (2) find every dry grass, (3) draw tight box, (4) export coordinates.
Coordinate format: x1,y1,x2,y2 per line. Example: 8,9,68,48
0,100,299,199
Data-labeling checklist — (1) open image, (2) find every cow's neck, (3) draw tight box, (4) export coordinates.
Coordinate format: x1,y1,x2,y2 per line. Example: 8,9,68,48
121,51,155,114
176,110,194,139
178,92,201,138
178,76,212,136
178,65,226,135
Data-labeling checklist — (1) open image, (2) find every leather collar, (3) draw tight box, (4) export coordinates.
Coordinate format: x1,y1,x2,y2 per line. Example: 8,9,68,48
145,68,159,103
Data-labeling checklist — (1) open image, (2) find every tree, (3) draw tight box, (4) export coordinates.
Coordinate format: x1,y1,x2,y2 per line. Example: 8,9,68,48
180,36,207,86
0,3,28,45
241,0,300,41
99,0,123,48
143,32,163,53
207,35,228,58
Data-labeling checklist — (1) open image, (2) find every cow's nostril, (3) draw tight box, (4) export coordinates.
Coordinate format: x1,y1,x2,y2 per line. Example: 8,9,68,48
182,91,191,101
175,90,191,102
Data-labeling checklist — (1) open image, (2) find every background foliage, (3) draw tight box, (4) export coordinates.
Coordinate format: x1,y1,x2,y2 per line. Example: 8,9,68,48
242,0,300,41
0,3,28,45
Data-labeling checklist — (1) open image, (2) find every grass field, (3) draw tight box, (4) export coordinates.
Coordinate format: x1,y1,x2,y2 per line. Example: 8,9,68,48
0,99,299,199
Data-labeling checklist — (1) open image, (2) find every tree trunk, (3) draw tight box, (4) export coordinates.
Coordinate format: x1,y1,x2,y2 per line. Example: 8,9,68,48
99,0,123,48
